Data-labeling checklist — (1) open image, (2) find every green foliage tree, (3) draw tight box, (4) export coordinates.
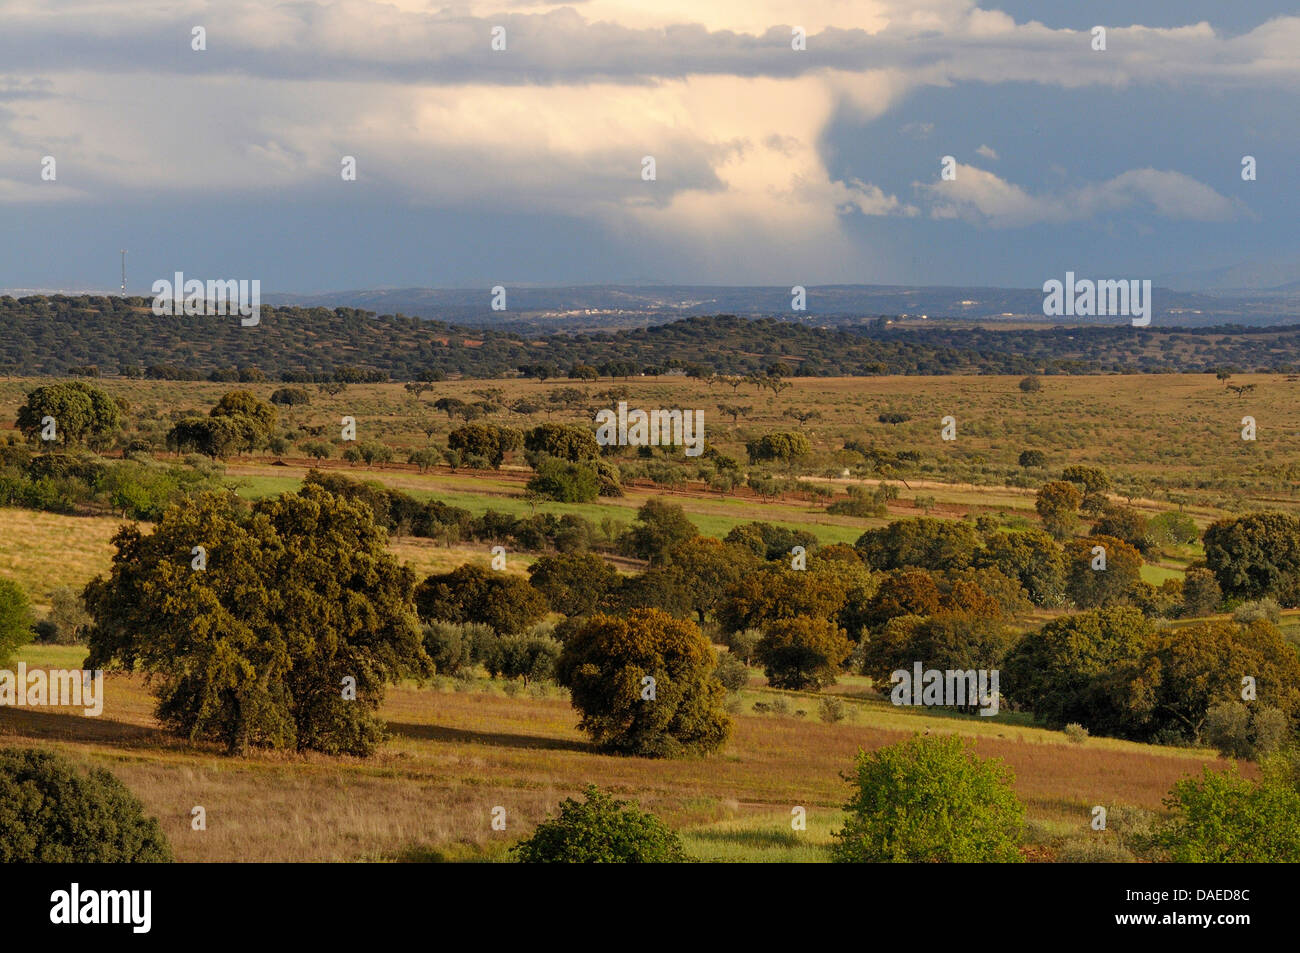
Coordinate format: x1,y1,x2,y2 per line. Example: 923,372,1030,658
0,579,34,667
1035,480,1082,540
15,380,123,449
716,565,848,634
1061,465,1111,516
510,786,686,862
526,458,599,503
527,553,620,617
662,536,758,623
447,423,522,468
0,747,172,862
1151,759,1300,862
83,487,429,756
1064,535,1144,608
1092,505,1153,555
972,528,1066,607
1180,567,1222,617
620,498,698,565
414,564,548,635
755,617,852,690
1203,512,1300,606
1018,449,1045,468
1127,619,1300,743
269,387,311,406
524,423,600,462
208,389,277,453
1002,606,1154,731
745,431,811,464
854,517,980,572
860,611,1015,699
831,734,1025,863
554,609,731,757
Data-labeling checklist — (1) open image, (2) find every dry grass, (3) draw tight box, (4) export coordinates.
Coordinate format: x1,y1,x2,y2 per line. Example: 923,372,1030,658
0,645,1236,863
0,508,123,611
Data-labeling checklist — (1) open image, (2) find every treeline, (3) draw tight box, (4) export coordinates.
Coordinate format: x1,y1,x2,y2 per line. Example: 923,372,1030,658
7,295,1300,380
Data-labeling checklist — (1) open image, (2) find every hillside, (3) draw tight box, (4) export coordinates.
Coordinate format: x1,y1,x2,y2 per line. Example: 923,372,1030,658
8,295,1300,380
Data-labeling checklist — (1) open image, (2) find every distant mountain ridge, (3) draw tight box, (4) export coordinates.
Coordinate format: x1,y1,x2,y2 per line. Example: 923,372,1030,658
260,284,1300,333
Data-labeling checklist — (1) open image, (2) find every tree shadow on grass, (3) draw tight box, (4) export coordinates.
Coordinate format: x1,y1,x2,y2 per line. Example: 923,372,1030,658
387,721,592,753
0,706,167,748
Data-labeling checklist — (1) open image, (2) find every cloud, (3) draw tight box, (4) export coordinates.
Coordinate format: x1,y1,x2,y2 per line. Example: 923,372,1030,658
0,0,1289,284
917,164,1240,226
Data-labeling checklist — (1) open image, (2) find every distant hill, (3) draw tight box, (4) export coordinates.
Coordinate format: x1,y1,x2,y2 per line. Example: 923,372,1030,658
263,283,1300,333
6,294,1300,381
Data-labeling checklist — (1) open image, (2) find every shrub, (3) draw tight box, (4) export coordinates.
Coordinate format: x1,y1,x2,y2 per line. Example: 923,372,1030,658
1233,597,1281,625
0,747,172,862
713,654,750,692
1203,702,1288,761
422,622,476,677
484,635,562,685
510,786,686,863
818,696,846,723
726,628,762,665
831,734,1025,863
1063,723,1089,744
1151,760,1300,862
526,458,599,503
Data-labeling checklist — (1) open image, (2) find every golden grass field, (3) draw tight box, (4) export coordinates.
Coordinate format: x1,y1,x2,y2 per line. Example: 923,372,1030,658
3,371,1299,509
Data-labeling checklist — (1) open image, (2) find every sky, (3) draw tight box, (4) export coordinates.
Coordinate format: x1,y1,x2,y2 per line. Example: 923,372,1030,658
0,0,1297,294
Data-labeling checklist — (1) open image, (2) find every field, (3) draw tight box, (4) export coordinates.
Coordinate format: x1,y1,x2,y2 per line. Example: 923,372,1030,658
4,370,1300,509
2,643,1231,862
0,372,1285,861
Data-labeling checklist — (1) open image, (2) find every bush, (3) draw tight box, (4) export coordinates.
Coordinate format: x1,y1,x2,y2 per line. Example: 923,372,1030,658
422,622,476,677
714,654,750,692
526,458,599,503
0,747,172,862
510,786,686,863
1151,760,1300,862
1233,598,1281,625
1018,449,1046,468
1063,723,1089,744
1203,702,1289,761
831,734,1025,863
483,635,561,685
46,586,90,645
726,628,763,665
818,696,846,723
